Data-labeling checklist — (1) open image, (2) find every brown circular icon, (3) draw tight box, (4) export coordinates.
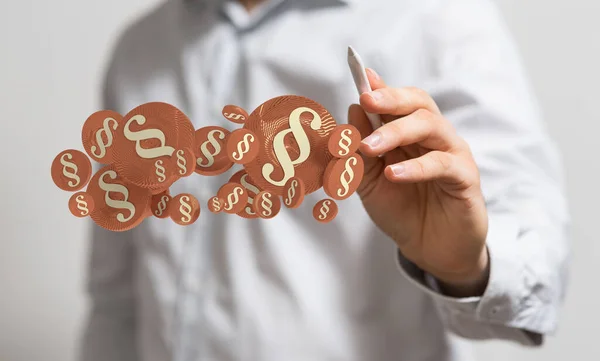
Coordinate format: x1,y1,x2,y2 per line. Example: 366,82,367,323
254,191,281,219
282,177,305,209
228,170,261,219
217,182,248,214
222,105,249,124
323,154,364,200
194,126,234,176
51,149,93,192
81,110,123,164
226,129,259,164
87,164,151,232
171,147,196,178
150,191,172,219
68,191,95,218
313,199,338,223
207,196,225,213
112,102,195,189
242,95,337,196
328,124,361,159
169,193,201,226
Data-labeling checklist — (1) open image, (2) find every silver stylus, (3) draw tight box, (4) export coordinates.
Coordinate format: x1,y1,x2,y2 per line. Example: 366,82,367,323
347,46,382,130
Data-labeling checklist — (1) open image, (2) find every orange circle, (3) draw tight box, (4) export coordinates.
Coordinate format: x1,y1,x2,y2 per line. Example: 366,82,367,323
112,102,195,189
328,124,361,159
312,199,338,223
226,129,259,164
282,177,305,209
207,196,225,213
194,126,234,176
254,191,281,219
68,191,95,218
323,154,364,200
170,147,196,178
87,164,151,232
169,193,201,226
242,95,336,196
216,182,248,214
222,104,249,124
228,170,261,219
51,149,93,192
150,192,172,219
81,110,123,164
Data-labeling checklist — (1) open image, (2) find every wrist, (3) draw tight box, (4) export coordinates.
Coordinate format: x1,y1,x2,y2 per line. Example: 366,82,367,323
431,246,490,298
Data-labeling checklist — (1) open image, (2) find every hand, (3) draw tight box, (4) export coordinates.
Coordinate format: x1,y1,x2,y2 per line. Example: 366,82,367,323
348,69,490,297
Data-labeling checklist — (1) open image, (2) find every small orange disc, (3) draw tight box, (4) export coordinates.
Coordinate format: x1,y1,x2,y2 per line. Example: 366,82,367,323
51,149,93,192
228,170,261,218
150,191,172,219
254,191,281,219
312,199,338,223
194,126,234,176
216,182,248,214
328,124,361,159
207,196,225,213
68,191,95,218
222,104,249,124
169,193,201,225
81,110,123,164
87,164,151,232
171,147,196,178
226,129,259,164
322,153,364,200
282,177,305,209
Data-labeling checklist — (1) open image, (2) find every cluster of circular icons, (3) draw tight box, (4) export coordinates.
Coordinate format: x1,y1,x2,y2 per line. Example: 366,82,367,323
51,96,365,232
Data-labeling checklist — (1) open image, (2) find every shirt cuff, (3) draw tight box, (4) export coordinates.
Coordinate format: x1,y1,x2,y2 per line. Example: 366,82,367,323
395,214,545,346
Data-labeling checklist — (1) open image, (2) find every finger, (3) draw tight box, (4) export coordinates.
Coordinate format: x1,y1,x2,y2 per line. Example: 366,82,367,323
366,68,386,90
360,86,441,117
384,151,474,188
363,68,398,123
360,109,461,157
347,104,384,189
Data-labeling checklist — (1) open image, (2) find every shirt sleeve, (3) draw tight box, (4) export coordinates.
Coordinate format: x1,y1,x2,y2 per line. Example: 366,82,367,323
394,0,571,346
77,53,139,361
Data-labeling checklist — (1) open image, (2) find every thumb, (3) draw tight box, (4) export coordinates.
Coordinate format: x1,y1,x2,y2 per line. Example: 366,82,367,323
347,104,383,196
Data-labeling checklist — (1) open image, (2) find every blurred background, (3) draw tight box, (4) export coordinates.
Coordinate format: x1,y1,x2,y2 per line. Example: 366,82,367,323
0,0,597,360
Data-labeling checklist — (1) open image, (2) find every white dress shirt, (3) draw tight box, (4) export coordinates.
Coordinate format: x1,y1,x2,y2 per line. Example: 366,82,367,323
78,0,571,360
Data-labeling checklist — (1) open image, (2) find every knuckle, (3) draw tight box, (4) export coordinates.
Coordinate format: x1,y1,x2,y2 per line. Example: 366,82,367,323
415,158,428,180
414,108,433,121
386,119,404,139
434,152,453,173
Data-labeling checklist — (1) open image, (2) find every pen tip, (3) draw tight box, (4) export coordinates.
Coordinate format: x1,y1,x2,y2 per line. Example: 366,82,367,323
347,46,356,57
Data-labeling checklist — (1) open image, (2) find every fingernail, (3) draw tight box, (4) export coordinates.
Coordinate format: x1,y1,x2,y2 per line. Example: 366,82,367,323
390,164,406,176
362,132,382,148
368,91,383,102
367,68,380,80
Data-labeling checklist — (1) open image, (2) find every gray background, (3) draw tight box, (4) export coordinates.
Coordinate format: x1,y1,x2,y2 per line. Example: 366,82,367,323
0,0,597,360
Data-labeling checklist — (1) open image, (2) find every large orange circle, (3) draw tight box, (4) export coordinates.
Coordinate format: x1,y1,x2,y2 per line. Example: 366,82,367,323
242,95,336,196
51,149,92,192
87,164,151,232
112,102,195,189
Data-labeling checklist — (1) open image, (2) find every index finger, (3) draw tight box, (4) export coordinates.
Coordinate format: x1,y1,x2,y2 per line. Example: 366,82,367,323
359,86,441,118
